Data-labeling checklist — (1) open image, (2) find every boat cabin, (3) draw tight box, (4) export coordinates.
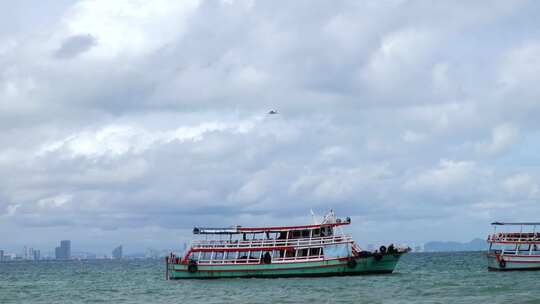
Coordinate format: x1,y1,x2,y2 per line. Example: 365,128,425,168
487,222,540,256
180,217,355,265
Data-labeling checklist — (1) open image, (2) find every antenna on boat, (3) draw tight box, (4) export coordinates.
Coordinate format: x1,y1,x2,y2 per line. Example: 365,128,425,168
310,209,319,224
322,209,336,224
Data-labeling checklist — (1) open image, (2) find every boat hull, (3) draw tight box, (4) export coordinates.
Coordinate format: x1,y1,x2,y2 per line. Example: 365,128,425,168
168,254,402,279
487,253,540,271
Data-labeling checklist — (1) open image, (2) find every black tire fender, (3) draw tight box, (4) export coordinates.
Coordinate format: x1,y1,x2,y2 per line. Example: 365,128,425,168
499,259,506,268
379,246,387,255
347,257,357,268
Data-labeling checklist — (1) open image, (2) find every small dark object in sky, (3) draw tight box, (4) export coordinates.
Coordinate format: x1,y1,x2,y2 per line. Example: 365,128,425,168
268,110,278,114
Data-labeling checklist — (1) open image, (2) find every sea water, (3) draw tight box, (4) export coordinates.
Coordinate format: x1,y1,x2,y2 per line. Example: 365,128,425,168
1,252,539,304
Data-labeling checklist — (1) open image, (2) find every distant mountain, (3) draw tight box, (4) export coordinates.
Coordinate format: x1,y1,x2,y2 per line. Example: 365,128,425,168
424,238,487,252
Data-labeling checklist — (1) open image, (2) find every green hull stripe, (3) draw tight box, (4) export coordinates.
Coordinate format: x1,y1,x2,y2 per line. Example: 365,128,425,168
168,254,401,279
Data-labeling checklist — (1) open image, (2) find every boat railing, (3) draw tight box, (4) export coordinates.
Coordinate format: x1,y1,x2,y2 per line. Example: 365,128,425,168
191,234,353,249
196,254,326,265
488,232,540,243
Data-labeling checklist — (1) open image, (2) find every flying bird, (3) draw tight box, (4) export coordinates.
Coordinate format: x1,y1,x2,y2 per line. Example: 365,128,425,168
268,110,278,115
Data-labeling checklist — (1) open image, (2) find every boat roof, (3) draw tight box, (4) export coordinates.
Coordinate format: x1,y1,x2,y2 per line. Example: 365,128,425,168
491,222,540,226
193,221,350,235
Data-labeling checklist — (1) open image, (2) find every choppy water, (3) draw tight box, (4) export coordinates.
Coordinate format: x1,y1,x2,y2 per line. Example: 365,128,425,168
1,252,539,303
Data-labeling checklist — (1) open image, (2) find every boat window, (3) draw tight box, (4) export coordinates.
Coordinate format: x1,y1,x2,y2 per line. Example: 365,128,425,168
291,230,301,238
297,248,309,257
214,251,224,260
309,248,321,256
285,250,295,258
322,227,333,236
301,230,310,238
312,229,321,237
489,243,514,253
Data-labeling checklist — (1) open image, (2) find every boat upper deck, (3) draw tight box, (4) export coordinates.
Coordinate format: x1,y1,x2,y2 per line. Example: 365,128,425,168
488,233,540,244
191,234,354,251
488,222,540,244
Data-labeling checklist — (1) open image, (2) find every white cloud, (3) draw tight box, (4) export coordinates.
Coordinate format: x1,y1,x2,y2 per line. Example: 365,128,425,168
61,0,201,59
499,41,540,89
361,28,435,90
404,159,479,191
37,117,260,159
290,164,393,202
38,194,73,208
502,174,540,199
476,123,519,155
402,130,426,143
5,204,20,217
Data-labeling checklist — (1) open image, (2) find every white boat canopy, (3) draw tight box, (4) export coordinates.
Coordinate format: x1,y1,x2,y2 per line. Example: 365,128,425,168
491,222,540,226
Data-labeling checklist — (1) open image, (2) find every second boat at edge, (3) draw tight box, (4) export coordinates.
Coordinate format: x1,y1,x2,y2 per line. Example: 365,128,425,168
487,221,540,271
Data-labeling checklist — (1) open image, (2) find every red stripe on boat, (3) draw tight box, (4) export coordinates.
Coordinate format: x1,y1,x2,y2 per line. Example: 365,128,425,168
190,246,294,252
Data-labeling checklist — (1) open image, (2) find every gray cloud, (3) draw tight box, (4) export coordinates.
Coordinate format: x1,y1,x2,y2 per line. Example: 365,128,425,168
55,34,97,59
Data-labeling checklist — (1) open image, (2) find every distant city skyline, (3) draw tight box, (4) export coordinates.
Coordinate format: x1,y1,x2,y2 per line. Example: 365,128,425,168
0,240,182,261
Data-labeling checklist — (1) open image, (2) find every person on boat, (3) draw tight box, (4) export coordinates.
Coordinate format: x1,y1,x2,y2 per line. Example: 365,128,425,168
262,252,272,264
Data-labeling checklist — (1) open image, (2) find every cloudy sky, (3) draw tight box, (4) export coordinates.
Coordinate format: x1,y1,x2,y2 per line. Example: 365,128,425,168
1,0,540,254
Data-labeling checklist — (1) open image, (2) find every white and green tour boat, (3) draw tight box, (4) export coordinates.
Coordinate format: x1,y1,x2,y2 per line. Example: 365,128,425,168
487,222,540,271
166,211,408,279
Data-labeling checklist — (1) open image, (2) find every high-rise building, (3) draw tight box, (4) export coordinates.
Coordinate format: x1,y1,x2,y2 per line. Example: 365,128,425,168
55,240,71,260
33,249,40,261
61,240,71,259
112,245,123,259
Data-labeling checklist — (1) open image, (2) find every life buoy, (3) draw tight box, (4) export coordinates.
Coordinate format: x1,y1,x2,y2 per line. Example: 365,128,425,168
187,259,198,273
379,246,387,255
499,259,506,268
347,257,357,268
